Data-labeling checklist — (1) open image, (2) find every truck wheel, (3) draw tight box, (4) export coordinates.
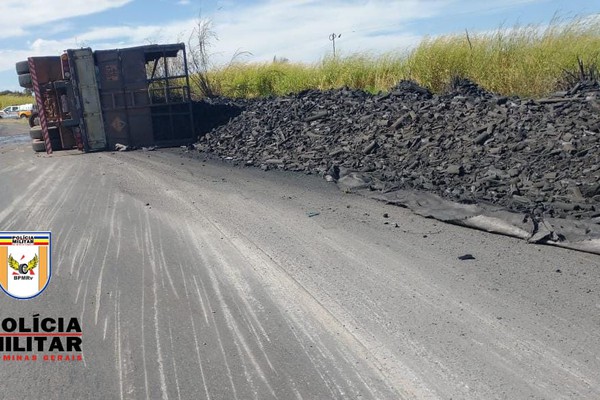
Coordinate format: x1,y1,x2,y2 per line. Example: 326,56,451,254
28,113,39,127
30,126,43,140
18,73,33,89
32,139,46,153
15,60,30,75
19,113,27,119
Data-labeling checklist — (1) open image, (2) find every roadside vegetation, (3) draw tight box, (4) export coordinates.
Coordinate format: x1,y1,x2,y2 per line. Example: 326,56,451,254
194,17,600,99
0,91,34,109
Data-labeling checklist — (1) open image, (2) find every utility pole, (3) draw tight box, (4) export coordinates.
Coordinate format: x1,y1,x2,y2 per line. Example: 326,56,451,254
329,33,341,57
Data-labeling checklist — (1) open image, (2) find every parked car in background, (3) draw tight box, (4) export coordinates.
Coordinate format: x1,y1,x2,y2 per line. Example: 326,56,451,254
17,103,35,119
0,105,20,119
0,103,34,119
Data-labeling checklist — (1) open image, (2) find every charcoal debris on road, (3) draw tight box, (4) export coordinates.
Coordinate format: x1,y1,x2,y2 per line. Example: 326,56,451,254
192,78,600,253
196,79,600,223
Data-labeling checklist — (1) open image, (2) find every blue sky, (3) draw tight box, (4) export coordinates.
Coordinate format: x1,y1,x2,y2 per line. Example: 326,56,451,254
0,0,598,91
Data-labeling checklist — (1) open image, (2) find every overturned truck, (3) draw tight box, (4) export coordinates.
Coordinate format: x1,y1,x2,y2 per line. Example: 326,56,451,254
17,43,195,154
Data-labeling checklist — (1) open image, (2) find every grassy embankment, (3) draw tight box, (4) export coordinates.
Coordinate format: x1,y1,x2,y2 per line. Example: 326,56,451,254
0,94,34,109
205,18,600,99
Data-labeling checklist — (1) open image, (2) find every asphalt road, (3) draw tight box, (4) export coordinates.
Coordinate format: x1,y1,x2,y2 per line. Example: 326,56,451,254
1,122,600,399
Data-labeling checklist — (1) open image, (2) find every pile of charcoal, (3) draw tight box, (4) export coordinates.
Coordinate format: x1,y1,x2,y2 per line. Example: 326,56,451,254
195,79,600,220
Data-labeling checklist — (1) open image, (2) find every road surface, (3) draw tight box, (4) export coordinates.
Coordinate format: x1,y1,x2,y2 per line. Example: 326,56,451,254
1,121,600,399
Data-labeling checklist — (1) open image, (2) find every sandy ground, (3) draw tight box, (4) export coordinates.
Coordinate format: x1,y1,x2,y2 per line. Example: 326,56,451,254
0,130,599,399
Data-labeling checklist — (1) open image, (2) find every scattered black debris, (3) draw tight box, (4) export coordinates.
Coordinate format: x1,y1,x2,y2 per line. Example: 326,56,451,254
458,254,476,260
195,79,600,221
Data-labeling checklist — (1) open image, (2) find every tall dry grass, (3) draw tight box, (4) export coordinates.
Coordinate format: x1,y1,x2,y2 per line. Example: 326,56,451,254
203,17,600,99
0,94,33,109
407,17,600,95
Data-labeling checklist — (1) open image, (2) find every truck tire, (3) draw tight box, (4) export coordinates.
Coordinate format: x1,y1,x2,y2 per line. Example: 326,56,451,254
18,73,33,89
15,60,30,75
32,140,46,152
30,126,43,140
28,113,39,127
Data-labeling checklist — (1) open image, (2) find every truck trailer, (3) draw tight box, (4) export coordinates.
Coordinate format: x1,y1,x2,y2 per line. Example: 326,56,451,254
16,43,195,154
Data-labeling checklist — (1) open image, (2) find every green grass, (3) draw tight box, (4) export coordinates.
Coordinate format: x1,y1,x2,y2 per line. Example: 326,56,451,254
206,55,407,98
202,17,600,99
0,94,34,109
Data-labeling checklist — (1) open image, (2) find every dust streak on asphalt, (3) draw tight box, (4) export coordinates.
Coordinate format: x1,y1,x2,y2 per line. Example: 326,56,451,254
0,139,599,399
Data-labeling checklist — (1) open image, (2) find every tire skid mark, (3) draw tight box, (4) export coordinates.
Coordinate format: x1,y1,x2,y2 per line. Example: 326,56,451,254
185,224,274,398
166,314,183,400
200,274,246,399
175,225,239,399
285,319,343,399
156,235,179,299
77,251,96,321
195,217,404,398
195,268,240,399
0,166,53,225
282,301,365,398
103,316,108,341
124,154,398,399
94,198,116,325
41,166,80,226
114,290,124,400
191,275,210,326
140,227,150,400
112,192,125,259
197,236,278,376
75,279,84,304
186,226,278,376
143,211,169,400
72,235,92,279
204,266,261,399
206,221,409,399
175,261,212,400
14,159,80,231
77,223,105,315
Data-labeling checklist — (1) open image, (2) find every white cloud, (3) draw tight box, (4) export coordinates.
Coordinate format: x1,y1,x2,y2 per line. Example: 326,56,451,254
208,0,448,62
0,19,196,73
0,0,557,89
0,0,133,39
201,0,550,62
